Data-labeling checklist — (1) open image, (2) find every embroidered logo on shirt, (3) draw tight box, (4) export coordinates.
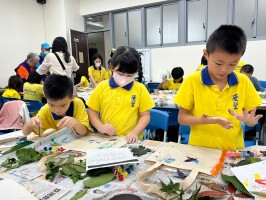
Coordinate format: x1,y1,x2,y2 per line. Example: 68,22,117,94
131,95,136,107
232,94,239,110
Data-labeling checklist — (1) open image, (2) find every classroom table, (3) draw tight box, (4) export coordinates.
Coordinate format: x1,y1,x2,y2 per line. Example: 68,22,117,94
0,129,264,200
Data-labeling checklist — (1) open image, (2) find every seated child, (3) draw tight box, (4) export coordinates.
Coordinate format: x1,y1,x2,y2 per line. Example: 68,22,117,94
22,74,92,136
174,25,262,150
2,75,23,99
158,67,184,90
87,46,155,143
105,59,113,79
23,70,44,102
240,64,261,91
75,76,90,88
196,55,208,71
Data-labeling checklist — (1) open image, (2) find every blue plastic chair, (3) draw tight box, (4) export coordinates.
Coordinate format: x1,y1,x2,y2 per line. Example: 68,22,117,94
145,109,169,142
178,124,190,144
242,121,260,147
147,82,160,93
259,80,266,91
154,107,179,126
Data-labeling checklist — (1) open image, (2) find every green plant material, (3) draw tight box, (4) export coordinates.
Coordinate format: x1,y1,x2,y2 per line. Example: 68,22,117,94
86,167,113,177
131,145,151,156
2,141,33,155
221,174,252,196
251,191,266,197
45,155,87,184
83,172,115,188
236,156,262,167
1,148,48,169
159,178,181,199
188,185,202,200
70,188,88,200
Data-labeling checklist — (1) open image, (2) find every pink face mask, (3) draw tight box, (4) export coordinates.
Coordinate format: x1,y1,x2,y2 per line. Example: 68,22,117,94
113,71,135,87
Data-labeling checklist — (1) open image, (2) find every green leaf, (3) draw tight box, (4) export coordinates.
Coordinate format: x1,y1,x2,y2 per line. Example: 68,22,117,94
236,156,262,167
83,173,115,188
70,188,88,200
221,174,252,196
2,141,33,155
72,164,86,173
62,166,73,176
86,167,113,177
251,191,266,197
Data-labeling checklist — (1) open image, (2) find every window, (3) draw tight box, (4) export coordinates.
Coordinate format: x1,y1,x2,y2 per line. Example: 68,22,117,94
128,9,142,47
113,12,127,47
163,3,179,44
187,0,206,42
207,0,227,38
234,0,255,38
146,6,161,46
257,0,266,37
86,15,109,32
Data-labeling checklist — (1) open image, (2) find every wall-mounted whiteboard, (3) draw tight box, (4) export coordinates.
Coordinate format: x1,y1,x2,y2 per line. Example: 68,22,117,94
137,48,151,83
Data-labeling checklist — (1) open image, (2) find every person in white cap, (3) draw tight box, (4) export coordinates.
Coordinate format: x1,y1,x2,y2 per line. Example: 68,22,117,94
36,42,51,68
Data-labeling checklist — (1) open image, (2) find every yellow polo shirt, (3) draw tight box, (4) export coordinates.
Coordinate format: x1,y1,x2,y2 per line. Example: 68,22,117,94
162,78,183,90
80,76,89,87
87,78,155,138
88,66,107,83
174,67,262,150
2,89,21,99
23,82,44,101
106,70,112,79
234,60,245,73
36,97,92,135
196,64,206,71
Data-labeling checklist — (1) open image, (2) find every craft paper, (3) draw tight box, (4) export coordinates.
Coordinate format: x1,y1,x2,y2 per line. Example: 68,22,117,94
86,148,139,170
231,160,266,199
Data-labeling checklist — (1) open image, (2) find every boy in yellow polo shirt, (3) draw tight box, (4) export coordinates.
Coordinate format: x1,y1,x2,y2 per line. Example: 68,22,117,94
22,74,92,136
174,25,263,150
87,46,155,143
158,67,184,90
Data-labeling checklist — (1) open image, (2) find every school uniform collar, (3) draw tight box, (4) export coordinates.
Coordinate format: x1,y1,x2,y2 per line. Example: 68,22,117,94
201,66,238,86
52,101,74,120
109,77,134,91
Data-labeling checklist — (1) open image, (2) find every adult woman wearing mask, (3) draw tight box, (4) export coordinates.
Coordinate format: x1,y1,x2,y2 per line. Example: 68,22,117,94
36,37,79,82
88,53,107,87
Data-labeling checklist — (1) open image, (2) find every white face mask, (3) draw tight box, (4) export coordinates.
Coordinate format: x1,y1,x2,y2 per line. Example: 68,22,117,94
95,63,101,68
113,71,135,87
43,51,49,55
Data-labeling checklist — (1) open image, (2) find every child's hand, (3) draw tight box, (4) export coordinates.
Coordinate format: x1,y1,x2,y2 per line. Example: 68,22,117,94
57,116,77,128
27,116,42,129
213,117,233,129
228,108,263,125
126,132,138,143
99,123,116,136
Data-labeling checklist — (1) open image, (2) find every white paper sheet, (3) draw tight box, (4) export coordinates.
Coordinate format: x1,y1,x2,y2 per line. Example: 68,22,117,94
86,148,139,170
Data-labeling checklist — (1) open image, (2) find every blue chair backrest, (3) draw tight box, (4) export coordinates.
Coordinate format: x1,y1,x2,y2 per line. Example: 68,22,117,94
259,80,266,91
154,107,179,126
178,124,190,144
146,109,169,131
147,82,160,93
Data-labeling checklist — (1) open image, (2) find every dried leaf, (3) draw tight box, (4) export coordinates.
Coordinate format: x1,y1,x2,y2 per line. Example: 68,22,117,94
198,181,226,192
234,193,251,198
197,191,228,198
227,184,236,194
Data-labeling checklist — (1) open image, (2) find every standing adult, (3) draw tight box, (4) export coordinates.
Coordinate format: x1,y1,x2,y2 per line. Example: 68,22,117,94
36,42,51,68
15,52,40,82
36,37,79,81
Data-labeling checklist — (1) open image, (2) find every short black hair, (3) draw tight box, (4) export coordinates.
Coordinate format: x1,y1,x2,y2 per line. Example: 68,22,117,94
201,55,208,65
171,67,184,80
206,25,247,55
240,64,254,74
27,71,43,84
111,46,140,74
7,75,23,90
44,74,73,101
